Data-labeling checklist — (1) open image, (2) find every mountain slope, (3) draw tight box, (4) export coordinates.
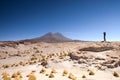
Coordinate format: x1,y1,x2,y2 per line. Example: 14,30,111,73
32,32,72,42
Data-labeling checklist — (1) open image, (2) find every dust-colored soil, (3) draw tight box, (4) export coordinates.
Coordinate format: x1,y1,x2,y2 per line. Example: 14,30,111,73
0,41,120,80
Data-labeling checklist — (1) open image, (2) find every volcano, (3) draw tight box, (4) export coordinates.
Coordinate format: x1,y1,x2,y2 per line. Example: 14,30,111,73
31,32,73,42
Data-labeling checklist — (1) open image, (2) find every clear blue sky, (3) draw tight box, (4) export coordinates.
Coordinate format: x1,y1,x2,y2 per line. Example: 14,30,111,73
0,0,120,41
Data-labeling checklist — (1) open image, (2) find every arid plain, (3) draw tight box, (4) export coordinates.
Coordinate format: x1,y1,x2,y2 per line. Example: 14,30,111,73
0,41,120,80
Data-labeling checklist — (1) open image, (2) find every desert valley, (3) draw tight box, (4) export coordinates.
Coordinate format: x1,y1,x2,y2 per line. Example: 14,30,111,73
0,33,120,80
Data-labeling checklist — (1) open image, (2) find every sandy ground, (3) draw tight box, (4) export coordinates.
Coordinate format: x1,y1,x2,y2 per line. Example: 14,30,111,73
0,41,120,80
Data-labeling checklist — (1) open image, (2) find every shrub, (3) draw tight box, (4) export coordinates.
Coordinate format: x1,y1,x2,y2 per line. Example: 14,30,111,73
2,76,11,80
31,70,36,74
22,63,26,66
11,73,17,78
40,68,46,74
19,62,23,65
19,61,26,66
89,70,95,75
45,74,49,76
68,73,76,80
26,62,28,64
82,74,86,78
11,64,15,67
2,72,10,76
11,71,22,79
113,71,119,77
41,61,48,67
35,50,39,53
2,72,11,80
28,74,36,80
33,61,37,64
49,73,54,78
63,70,68,76
19,75,23,78
2,65,9,69
14,76,22,80
16,71,21,75
15,64,19,67
51,69,57,73
29,61,33,65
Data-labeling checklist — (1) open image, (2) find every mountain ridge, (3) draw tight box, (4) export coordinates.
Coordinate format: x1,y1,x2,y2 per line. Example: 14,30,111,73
31,32,73,42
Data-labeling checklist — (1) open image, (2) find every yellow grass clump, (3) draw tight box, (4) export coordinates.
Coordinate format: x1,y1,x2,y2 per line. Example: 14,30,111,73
31,70,36,73
2,72,11,80
27,74,36,80
113,71,119,77
2,64,9,69
2,76,11,80
11,71,22,79
12,73,18,78
68,73,76,80
13,76,22,80
51,68,57,73
16,71,21,76
45,74,49,76
40,68,46,74
82,74,86,78
11,64,15,67
19,61,23,65
15,64,19,67
89,70,95,75
2,72,10,76
49,73,54,78
63,70,68,76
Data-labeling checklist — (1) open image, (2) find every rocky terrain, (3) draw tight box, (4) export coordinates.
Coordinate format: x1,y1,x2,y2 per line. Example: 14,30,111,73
0,41,120,80
0,33,120,80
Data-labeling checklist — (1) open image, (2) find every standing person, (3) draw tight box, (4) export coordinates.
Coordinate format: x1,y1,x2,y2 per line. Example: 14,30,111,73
103,32,106,42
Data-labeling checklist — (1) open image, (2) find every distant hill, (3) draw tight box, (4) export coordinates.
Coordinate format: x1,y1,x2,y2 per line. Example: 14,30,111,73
0,32,82,44
0,32,83,46
30,32,73,42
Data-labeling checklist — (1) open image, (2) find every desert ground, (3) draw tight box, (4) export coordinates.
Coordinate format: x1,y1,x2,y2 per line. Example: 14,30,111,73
0,41,120,80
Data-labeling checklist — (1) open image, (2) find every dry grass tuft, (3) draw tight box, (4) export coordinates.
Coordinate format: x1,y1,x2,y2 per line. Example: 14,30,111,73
11,73,18,78
16,71,21,76
2,72,11,80
82,74,86,78
40,68,46,74
113,71,119,77
27,74,37,80
51,68,57,73
31,70,36,73
45,74,49,76
89,70,95,75
63,70,68,76
49,73,54,78
68,73,76,80
14,76,22,80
